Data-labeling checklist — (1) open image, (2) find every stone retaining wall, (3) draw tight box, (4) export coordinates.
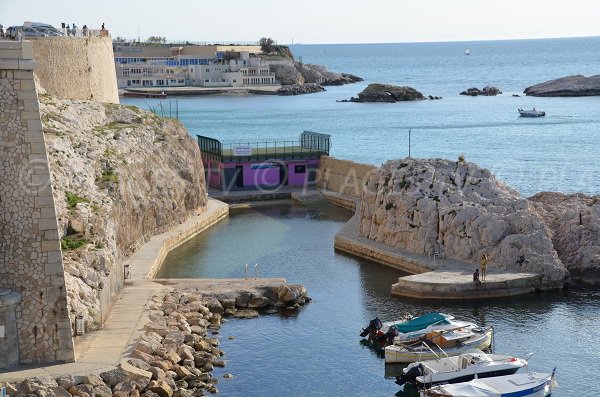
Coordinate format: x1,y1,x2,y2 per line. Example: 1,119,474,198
0,40,74,365
145,201,229,279
316,156,377,198
30,37,119,104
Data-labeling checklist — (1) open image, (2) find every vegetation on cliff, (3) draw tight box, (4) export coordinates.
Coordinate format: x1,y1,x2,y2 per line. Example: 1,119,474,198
40,93,207,329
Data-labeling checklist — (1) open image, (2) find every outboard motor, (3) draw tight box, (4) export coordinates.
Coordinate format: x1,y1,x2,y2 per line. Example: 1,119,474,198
396,363,424,386
360,317,383,337
385,325,399,345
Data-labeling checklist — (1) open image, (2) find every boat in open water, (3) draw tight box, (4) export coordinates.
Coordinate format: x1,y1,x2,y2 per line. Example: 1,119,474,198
385,326,494,364
420,370,557,397
397,350,529,388
518,108,546,117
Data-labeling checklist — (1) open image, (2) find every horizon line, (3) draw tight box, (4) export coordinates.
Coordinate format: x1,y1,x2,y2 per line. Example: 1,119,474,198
280,34,600,46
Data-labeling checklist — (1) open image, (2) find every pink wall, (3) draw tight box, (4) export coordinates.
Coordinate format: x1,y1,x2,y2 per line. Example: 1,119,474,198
244,166,280,187
205,159,222,188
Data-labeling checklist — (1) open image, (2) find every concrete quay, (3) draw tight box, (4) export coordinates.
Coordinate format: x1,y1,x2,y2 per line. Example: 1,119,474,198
1,199,229,380
327,193,546,300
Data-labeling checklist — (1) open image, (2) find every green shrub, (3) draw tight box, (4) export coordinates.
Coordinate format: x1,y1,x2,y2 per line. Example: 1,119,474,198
61,237,88,251
65,192,89,209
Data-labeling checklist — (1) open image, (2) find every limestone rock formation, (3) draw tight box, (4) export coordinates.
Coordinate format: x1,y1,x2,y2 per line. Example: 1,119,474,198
460,86,502,96
269,62,362,87
529,192,600,284
277,83,325,96
359,158,569,285
524,75,600,96
40,94,207,328
349,83,426,103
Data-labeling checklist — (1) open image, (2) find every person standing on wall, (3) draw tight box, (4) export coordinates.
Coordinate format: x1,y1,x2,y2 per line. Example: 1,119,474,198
480,254,488,281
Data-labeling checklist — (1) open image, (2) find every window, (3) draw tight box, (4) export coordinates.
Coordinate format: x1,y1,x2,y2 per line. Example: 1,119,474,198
206,68,210,72
295,165,306,174
205,79,209,83
233,80,236,83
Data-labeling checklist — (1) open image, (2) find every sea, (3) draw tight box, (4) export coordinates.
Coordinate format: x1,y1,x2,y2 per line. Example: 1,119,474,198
121,37,600,396
122,36,600,197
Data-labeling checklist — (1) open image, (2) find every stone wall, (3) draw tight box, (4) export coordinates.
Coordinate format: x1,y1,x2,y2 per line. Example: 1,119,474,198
30,37,119,104
316,156,377,198
0,40,75,365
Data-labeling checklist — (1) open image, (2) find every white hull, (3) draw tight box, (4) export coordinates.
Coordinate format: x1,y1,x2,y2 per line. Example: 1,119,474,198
421,372,555,397
385,328,493,364
410,352,526,386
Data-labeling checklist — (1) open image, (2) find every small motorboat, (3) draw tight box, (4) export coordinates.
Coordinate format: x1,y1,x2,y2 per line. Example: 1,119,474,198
385,327,494,364
421,369,557,397
518,108,546,117
397,350,529,387
360,313,482,348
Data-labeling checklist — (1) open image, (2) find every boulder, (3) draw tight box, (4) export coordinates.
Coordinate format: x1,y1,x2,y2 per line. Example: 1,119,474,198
524,74,600,96
56,375,83,390
147,380,174,397
233,309,259,319
349,83,425,103
460,86,502,96
119,361,153,390
277,83,325,96
359,158,569,286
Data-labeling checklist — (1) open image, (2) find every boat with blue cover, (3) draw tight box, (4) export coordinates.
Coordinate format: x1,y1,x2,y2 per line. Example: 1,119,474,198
360,313,483,348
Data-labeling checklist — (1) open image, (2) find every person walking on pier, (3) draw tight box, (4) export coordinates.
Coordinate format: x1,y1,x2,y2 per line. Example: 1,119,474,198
480,254,488,281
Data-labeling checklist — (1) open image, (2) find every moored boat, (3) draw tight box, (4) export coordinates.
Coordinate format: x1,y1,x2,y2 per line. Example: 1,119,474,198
361,313,482,348
518,108,546,117
420,370,557,397
122,90,167,99
385,326,494,364
397,350,528,387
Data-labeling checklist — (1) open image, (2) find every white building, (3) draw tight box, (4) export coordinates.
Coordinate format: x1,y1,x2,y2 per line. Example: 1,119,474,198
115,48,276,89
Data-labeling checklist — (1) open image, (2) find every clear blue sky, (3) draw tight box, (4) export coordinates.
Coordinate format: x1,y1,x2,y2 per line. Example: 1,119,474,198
2,0,599,44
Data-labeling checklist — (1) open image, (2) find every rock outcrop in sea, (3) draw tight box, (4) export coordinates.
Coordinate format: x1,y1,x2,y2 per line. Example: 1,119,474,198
40,92,207,329
460,86,502,96
529,192,600,284
358,158,569,285
270,62,362,87
277,83,325,96
524,75,600,96
347,83,426,103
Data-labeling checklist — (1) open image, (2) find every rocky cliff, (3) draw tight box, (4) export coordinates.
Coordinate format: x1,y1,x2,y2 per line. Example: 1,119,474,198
524,75,600,96
39,92,207,328
529,192,600,284
359,158,569,285
270,62,362,86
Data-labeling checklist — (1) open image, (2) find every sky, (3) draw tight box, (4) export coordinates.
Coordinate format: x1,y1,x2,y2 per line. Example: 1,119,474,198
2,0,600,44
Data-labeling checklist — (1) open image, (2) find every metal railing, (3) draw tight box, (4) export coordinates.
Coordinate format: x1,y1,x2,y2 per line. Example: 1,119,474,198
197,132,331,162
60,28,109,38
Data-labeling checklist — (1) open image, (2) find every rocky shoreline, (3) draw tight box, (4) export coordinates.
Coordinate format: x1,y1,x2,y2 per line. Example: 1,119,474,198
1,285,310,396
459,86,502,96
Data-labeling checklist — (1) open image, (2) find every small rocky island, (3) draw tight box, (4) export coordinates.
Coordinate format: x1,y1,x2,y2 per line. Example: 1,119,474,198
359,158,571,286
524,74,600,96
343,83,440,103
460,86,502,96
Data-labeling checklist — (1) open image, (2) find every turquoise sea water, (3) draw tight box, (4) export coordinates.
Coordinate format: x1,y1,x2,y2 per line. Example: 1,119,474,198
124,38,600,396
160,203,600,397
122,37,600,197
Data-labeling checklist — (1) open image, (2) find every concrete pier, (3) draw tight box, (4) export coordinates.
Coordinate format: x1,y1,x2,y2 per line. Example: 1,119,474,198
328,192,547,300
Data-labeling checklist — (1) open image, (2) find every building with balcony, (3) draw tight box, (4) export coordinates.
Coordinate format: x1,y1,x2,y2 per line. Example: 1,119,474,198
114,44,276,89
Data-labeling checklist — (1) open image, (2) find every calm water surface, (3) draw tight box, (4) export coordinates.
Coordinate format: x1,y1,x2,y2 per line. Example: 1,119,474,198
159,202,600,396
122,37,600,196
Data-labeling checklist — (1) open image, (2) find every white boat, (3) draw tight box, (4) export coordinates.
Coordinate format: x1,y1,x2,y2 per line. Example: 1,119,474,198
384,327,494,364
397,350,528,388
518,108,546,117
421,370,557,397
465,48,470,56
361,313,483,347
